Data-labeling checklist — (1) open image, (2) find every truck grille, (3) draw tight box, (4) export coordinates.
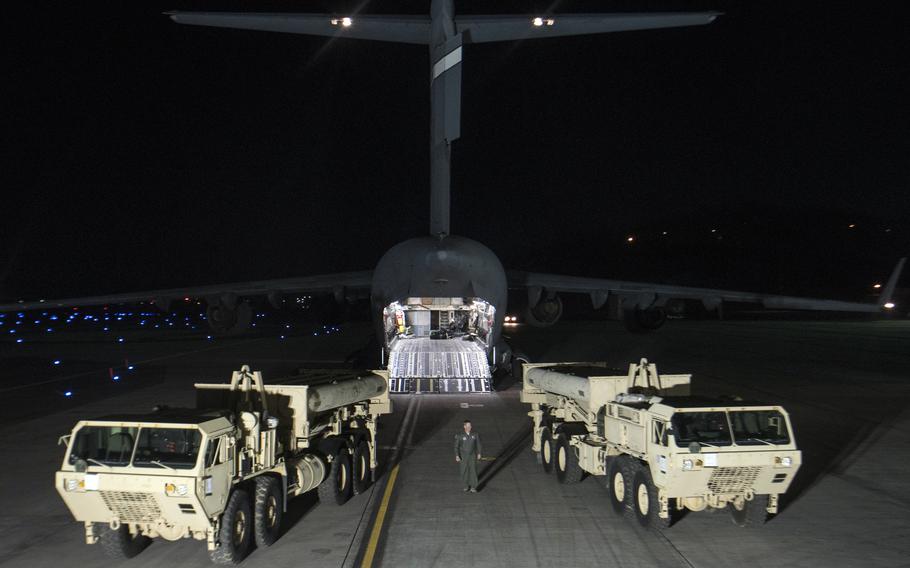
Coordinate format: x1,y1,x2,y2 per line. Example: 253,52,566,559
100,491,162,522
707,467,762,494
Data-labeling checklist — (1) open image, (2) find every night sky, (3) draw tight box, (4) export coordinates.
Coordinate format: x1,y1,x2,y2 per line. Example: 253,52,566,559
3,1,908,302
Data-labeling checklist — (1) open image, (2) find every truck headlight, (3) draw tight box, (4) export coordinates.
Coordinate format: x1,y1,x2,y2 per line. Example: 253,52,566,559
165,483,189,496
64,478,85,492
682,459,693,471
775,456,792,468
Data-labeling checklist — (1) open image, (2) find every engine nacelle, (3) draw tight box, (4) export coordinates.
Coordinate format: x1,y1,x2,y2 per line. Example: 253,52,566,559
523,295,563,327
622,307,667,332
206,300,252,336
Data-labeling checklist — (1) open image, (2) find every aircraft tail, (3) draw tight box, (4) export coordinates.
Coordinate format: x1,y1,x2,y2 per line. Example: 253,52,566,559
168,5,721,238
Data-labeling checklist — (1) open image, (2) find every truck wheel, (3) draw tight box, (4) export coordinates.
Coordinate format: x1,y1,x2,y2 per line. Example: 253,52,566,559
730,494,769,527
632,465,671,529
97,523,150,559
352,441,371,495
608,457,633,518
210,488,252,564
540,427,554,473
554,434,584,484
318,449,353,505
253,476,283,548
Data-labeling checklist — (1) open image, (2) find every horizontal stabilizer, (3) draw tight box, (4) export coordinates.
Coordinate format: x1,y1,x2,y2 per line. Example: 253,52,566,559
454,12,721,43
167,12,431,44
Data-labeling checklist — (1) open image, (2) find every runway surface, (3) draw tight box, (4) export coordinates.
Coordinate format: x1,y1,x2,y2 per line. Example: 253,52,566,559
1,317,908,567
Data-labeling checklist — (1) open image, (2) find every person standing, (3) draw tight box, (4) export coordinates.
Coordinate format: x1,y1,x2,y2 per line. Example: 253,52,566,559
455,419,482,492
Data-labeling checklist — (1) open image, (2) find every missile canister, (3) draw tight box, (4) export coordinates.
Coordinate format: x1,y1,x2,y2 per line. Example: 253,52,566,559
308,374,388,413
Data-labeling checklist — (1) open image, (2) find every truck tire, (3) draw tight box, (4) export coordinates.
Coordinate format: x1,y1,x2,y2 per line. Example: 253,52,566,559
730,494,769,527
210,488,253,564
608,456,634,518
97,523,150,559
253,476,283,548
554,434,584,484
352,441,371,495
632,464,671,530
318,449,353,506
540,427,554,473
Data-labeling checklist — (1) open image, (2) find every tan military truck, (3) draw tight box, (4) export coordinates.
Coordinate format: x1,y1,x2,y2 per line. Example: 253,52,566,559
521,359,801,528
55,365,391,563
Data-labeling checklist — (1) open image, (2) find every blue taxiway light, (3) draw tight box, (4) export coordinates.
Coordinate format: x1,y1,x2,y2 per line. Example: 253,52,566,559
117,338,124,343
206,335,213,340
103,327,110,332
113,375,120,381
8,329,15,334
53,360,61,365
15,339,23,344
64,391,73,397
127,365,134,370
46,328,53,333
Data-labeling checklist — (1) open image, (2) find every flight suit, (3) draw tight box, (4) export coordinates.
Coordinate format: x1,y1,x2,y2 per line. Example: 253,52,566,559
454,430,482,490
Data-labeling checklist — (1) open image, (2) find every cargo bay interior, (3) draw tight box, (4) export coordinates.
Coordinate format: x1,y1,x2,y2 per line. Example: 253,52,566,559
383,298,493,393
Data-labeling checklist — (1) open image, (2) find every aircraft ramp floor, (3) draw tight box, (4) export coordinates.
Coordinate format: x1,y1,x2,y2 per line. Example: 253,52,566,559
2,319,910,567
388,337,491,393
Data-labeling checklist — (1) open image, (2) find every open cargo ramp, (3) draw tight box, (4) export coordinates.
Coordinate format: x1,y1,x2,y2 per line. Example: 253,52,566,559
387,337,491,393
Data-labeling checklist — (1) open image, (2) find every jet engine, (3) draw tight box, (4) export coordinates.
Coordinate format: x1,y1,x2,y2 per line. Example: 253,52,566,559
622,307,667,332
206,299,253,335
523,295,563,327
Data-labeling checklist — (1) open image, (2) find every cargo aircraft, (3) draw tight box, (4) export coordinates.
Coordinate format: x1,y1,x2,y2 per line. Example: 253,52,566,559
2,2,904,392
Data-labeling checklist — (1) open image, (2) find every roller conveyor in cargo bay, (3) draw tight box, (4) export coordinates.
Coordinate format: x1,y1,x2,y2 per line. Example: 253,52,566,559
387,337,491,393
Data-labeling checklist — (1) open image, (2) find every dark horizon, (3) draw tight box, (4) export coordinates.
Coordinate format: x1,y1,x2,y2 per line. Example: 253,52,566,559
3,1,908,301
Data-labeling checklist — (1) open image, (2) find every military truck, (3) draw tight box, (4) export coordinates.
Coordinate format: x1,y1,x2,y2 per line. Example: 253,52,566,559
521,359,801,528
55,365,392,563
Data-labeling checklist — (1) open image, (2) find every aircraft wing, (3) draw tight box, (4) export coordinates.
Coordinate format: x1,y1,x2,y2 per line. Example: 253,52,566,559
454,12,722,43
166,11,431,44
0,270,374,312
508,257,905,314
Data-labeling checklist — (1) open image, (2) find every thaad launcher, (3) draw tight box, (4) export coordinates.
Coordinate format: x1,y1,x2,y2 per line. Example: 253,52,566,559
521,359,801,528
56,366,391,564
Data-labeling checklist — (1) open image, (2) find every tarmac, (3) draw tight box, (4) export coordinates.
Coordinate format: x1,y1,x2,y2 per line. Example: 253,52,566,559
1,316,909,567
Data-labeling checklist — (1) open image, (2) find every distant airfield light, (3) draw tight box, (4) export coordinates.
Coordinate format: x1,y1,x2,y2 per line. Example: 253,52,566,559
873,283,882,289
626,236,635,243
113,375,120,381
64,391,73,397
848,224,856,229
331,17,353,27
128,365,134,370
184,297,190,302
532,17,555,26
662,231,668,236
711,228,717,233
8,329,15,334
53,360,61,365
117,337,124,343
15,338,23,344
884,302,895,309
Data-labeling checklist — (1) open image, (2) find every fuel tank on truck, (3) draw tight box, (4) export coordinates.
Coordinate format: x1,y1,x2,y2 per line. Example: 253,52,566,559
370,235,508,345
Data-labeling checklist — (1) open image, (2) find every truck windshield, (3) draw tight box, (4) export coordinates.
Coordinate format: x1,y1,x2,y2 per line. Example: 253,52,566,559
730,410,791,445
133,427,203,470
671,411,732,447
69,426,138,466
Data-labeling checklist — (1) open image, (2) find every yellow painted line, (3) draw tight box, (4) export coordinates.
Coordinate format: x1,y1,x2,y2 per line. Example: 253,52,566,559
361,463,400,568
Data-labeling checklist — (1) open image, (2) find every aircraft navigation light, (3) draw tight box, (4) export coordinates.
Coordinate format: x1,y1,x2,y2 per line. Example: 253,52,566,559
873,283,882,289
884,302,895,309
